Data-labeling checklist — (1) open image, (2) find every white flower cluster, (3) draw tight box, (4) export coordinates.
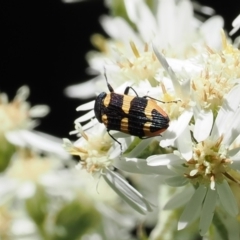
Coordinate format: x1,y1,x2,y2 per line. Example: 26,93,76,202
0,86,132,239
64,0,240,239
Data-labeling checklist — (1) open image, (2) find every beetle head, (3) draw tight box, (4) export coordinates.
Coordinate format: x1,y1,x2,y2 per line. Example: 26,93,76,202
94,92,107,123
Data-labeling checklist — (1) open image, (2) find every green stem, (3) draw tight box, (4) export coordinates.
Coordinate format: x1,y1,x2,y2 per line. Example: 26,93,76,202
212,213,228,240
38,223,50,240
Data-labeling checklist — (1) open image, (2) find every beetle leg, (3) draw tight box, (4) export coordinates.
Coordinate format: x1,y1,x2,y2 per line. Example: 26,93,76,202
124,86,139,96
107,130,123,153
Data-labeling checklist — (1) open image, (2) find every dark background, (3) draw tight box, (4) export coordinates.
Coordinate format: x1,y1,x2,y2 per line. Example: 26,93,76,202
1,0,239,139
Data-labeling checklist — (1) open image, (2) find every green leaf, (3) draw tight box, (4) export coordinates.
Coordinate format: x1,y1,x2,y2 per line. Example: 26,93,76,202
124,137,142,155
0,137,15,172
111,0,129,21
212,212,228,240
145,0,154,10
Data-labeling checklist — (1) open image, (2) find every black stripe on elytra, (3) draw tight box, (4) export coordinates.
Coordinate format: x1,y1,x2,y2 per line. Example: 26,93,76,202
103,93,125,131
128,97,148,137
150,109,169,132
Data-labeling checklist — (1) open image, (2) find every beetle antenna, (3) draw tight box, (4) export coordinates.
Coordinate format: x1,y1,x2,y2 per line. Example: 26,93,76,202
103,67,114,93
143,95,180,104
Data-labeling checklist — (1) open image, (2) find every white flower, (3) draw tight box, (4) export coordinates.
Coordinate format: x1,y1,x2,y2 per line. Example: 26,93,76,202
65,0,223,100
6,150,59,184
191,34,240,142
122,0,222,52
63,123,154,214
0,151,136,240
0,86,49,135
0,86,67,172
147,85,240,235
64,123,117,173
153,33,240,145
0,149,68,238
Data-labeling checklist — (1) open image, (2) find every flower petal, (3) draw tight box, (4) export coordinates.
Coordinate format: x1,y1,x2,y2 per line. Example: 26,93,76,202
15,85,30,101
163,186,194,210
156,0,177,47
199,188,217,236
229,149,240,170
152,45,182,95
102,168,153,214
167,58,202,76
81,119,98,130
5,130,69,160
157,0,194,49
222,107,240,146
229,14,240,36
160,110,193,147
178,185,207,230
147,153,182,166
211,84,240,140
65,78,98,99
76,100,95,111
114,157,174,175
200,16,224,50
165,176,189,187
74,110,95,123
216,180,238,217
124,138,153,158
176,125,192,161
194,109,213,142
100,15,142,46
29,105,50,118
124,0,158,42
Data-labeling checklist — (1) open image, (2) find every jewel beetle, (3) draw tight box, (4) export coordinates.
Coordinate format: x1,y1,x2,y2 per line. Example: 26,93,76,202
94,73,170,145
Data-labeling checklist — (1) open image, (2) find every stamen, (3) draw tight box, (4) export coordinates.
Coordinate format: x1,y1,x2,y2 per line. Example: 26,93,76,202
144,43,148,52
91,34,107,53
152,52,156,61
192,81,196,91
75,123,88,141
89,164,96,173
220,55,226,63
221,158,232,164
190,169,198,176
160,82,167,94
221,30,227,50
187,159,198,164
215,135,223,148
222,172,240,186
210,174,215,190
127,59,133,67
206,45,215,54
130,41,140,58
76,147,88,154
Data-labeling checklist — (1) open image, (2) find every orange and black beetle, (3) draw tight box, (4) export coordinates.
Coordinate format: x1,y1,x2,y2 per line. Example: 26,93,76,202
94,75,169,141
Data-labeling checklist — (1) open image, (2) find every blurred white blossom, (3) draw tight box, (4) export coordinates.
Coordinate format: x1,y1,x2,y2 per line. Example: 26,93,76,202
0,0,238,239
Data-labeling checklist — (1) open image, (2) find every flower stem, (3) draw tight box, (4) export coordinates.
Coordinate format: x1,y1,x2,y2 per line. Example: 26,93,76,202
212,212,228,240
